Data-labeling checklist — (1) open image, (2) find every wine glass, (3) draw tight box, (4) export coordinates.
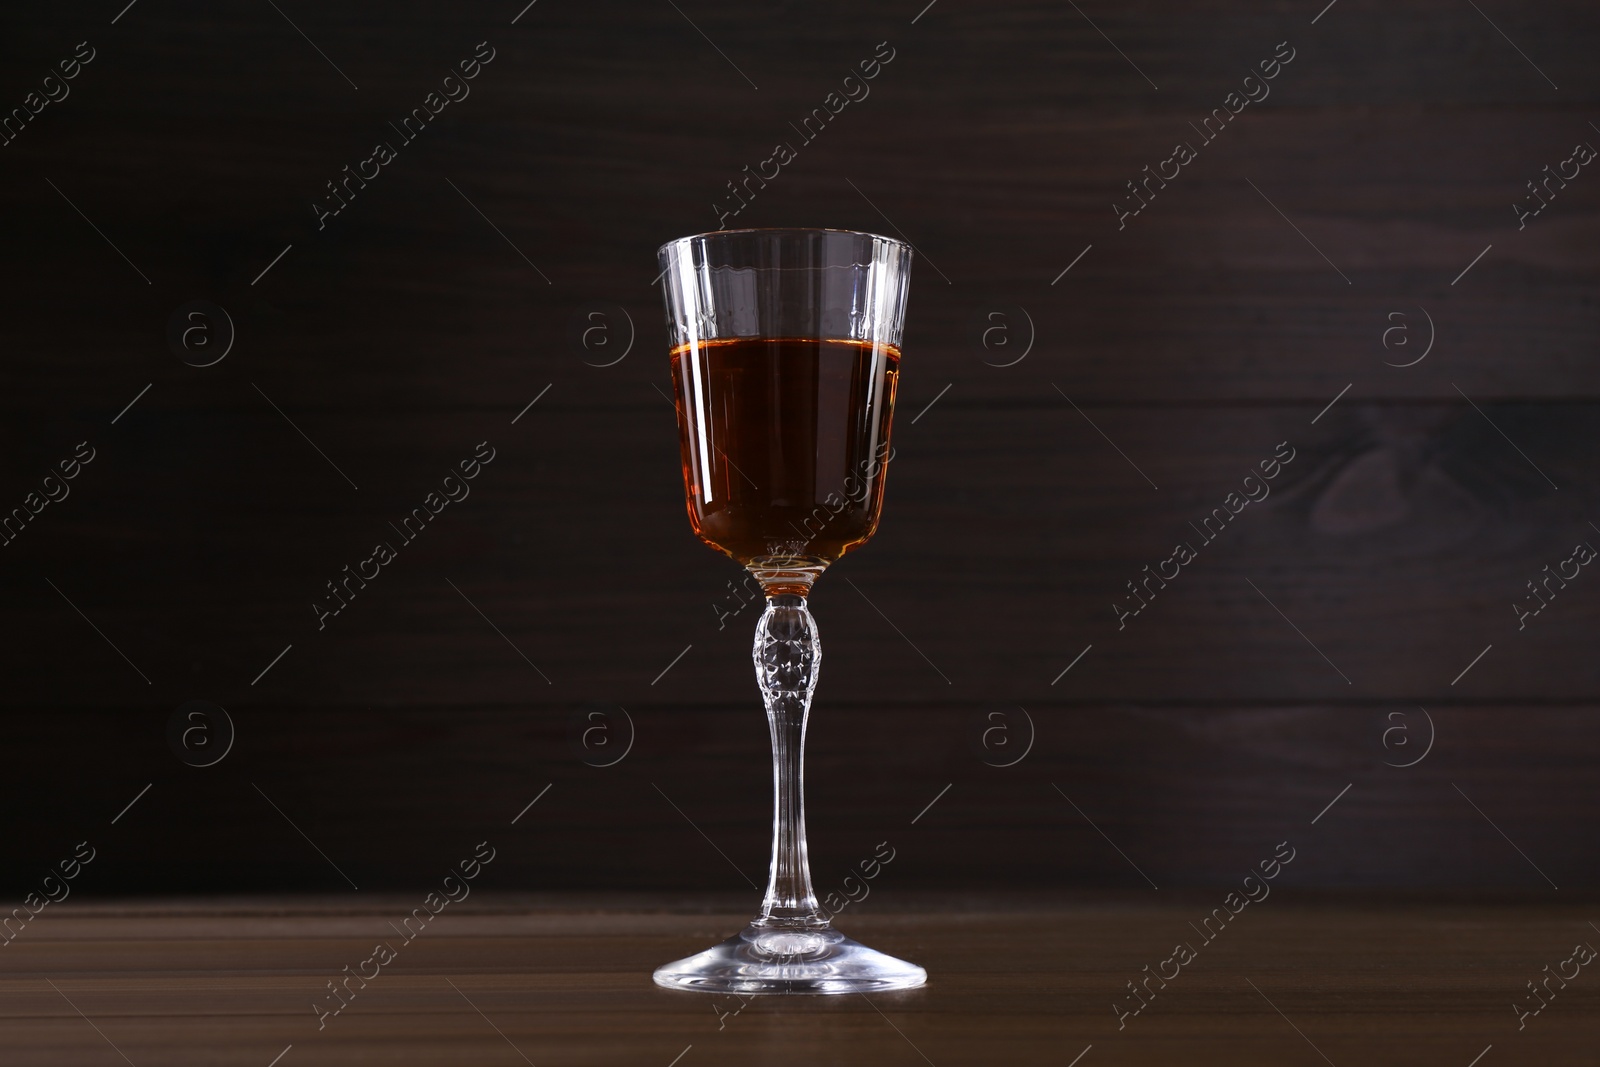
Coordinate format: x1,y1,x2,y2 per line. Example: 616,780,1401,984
651,228,925,994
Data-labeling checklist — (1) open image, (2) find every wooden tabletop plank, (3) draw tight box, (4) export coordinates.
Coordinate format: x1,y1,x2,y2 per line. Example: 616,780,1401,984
1,896,1595,1065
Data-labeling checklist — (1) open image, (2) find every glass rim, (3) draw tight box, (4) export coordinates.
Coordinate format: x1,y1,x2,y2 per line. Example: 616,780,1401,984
656,227,909,260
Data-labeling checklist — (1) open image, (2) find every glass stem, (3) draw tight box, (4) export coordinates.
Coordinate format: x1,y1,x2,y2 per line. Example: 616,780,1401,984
752,593,826,928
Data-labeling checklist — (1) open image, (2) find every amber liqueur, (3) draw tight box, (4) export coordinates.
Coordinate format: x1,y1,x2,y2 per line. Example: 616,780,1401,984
670,337,899,594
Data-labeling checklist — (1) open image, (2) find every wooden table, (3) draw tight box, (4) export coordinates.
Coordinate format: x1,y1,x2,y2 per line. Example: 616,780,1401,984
4,893,1595,1065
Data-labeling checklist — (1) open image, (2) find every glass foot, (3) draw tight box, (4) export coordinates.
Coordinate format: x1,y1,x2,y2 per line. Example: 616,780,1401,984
653,925,927,995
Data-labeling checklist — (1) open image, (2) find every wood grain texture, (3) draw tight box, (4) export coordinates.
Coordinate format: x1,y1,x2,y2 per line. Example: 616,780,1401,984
2,895,1597,1066
2,705,1593,895
0,404,1591,704
0,2,1596,406
0,1,1596,892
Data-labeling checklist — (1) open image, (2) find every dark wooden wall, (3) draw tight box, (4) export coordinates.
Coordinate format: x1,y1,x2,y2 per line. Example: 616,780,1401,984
2,0,1597,896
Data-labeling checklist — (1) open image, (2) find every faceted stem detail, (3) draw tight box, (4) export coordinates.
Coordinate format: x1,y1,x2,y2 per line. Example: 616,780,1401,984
751,593,826,928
